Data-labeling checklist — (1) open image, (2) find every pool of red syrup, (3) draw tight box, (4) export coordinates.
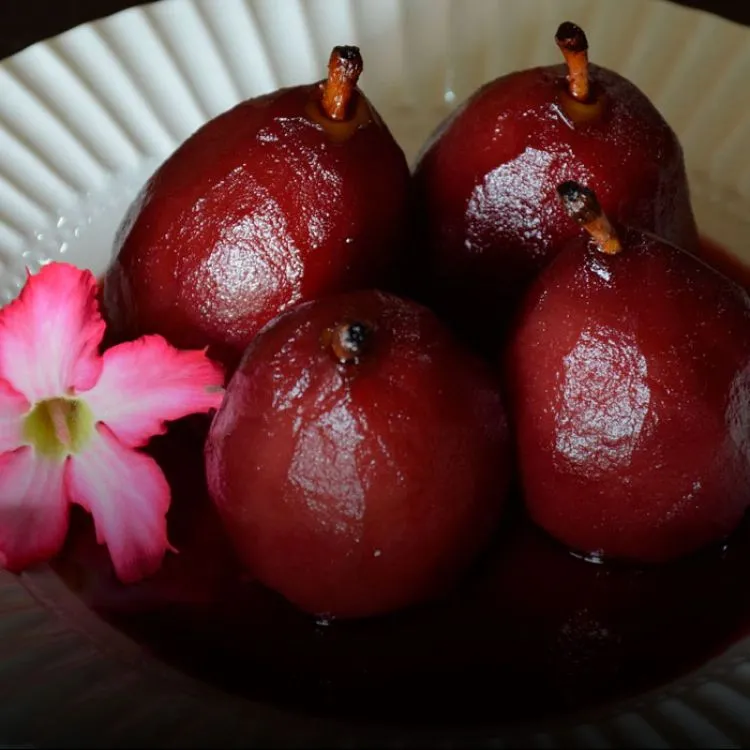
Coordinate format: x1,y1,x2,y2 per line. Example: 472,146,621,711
54,238,750,726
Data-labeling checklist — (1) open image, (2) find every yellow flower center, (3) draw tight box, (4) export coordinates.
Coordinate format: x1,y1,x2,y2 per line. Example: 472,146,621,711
22,398,95,459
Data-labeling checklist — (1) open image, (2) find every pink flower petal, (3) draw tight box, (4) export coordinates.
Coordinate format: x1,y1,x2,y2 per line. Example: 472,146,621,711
84,335,224,448
0,263,105,402
67,423,174,584
0,447,69,572
0,379,30,453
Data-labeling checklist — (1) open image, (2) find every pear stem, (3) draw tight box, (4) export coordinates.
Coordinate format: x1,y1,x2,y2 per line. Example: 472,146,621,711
320,46,363,122
557,181,622,255
329,321,372,364
555,22,590,103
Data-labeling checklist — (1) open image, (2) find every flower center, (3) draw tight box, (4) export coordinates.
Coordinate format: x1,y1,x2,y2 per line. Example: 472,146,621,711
22,397,95,459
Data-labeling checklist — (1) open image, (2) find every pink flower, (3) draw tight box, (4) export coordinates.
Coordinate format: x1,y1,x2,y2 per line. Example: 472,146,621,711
0,262,224,583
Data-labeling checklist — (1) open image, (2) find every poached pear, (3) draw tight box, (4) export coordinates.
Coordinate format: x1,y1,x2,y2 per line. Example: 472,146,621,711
205,290,511,619
412,22,699,350
104,47,410,374
507,181,750,564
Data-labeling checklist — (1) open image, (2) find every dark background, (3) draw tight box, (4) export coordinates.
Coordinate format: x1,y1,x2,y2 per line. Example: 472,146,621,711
0,0,748,60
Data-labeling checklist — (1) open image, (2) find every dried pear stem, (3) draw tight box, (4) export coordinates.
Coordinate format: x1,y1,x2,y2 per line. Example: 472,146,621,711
557,181,622,255
555,22,590,103
321,46,363,121
329,321,372,364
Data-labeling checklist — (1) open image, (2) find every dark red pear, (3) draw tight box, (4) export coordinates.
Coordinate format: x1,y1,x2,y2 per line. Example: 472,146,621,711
412,22,699,350
506,181,750,565
103,46,410,375
205,289,511,619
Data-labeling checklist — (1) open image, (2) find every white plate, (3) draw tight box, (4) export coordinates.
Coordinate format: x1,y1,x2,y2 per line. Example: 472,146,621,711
2,0,750,746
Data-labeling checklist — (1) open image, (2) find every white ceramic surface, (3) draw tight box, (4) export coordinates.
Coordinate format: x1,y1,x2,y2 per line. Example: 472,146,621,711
1,0,750,746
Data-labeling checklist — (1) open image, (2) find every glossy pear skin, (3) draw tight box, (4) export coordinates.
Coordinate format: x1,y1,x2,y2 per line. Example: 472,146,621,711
205,290,511,619
507,228,750,563
103,85,410,372
412,65,699,345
